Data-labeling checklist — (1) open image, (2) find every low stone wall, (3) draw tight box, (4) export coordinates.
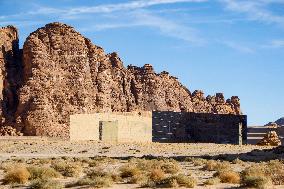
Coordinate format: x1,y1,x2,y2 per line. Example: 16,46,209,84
152,111,247,144
69,112,152,142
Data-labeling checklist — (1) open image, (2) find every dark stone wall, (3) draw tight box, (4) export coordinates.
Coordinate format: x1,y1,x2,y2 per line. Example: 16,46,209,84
152,111,247,144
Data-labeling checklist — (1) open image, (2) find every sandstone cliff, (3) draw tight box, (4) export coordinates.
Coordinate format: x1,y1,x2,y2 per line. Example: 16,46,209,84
0,23,242,137
0,26,22,126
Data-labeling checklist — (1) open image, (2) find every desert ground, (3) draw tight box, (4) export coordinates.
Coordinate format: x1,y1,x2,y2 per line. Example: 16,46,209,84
0,138,283,188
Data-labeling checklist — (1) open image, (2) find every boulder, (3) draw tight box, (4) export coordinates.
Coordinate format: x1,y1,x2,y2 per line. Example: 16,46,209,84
257,131,281,146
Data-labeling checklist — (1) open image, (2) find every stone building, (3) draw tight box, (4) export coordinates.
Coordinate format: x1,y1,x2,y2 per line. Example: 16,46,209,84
70,111,247,144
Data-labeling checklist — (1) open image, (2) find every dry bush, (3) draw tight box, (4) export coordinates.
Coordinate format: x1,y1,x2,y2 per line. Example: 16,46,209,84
160,174,197,188
149,168,165,183
66,178,93,187
160,159,181,174
86,167,111,179
128,173,148,184
27,166,61,180
3,166,30,184
69,176,114,188
0,162,16,172
218,170,240,184
119,164,141,178
29,178,63,189
241,176,272,189
232,158,244,165
203,160,231,172
87,157,116,167
240,161,284,187
130,158,181,174
89,176,114,188
266,160,284,185
51,161,82,177
186,157,207,166
204,177,220,185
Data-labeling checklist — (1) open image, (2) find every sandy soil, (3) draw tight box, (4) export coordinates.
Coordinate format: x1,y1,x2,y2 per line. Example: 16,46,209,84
0,139,282,188
0,139,274,159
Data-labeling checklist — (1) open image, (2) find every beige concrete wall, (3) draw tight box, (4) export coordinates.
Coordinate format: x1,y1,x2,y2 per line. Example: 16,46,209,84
69,112,152,142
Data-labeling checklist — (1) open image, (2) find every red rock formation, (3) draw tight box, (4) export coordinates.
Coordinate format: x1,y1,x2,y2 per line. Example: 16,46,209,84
0,26,22,127
0,22,242,137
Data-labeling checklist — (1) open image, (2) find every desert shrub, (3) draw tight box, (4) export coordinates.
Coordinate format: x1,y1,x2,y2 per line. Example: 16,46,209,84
218,170,240,184
266,160,284,185
161,177,179,188
203,160,218,171
203,160,231,172
160,159,181,174
119,164,141,178
173,174,197,188
186,157,207,166
128,173,148,184
29,178,63,189
232,158,244,165
68,176,114,188
0,162,15,172
27,166,61,180
149,168,165,183
240,162,282,187
161,174,196,188
86,167,111,179
89,176,114,188
3,166,30,184
51,161,82,177
204,177,220,185
134,158,160,170
241,176,272,189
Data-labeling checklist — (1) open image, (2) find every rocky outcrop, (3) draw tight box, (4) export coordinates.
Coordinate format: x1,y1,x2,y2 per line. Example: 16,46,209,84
257,131,281,146
0,26,23,127
275,118,284,126
0,22,242,138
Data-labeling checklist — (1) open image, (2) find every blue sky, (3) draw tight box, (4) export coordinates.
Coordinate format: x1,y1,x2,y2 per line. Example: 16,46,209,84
1,0,284,125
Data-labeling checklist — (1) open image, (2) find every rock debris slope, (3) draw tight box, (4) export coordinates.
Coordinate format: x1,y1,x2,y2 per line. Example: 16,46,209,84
0,22,242,137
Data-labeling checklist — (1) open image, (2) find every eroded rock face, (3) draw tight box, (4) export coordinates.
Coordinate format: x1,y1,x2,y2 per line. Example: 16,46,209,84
0,26,22,126
257,131,281,146
0,22,242,138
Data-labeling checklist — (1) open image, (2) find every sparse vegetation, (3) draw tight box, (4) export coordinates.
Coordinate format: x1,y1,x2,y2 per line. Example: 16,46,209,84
27,166,61,180
51,160,82,177
186,157,207,166
240,161,284,187
119,164,141,179
204,177,220,185
218,170,240,184
160,174,197,188
203,160,231,172
3,166,30,184
29,178,63,189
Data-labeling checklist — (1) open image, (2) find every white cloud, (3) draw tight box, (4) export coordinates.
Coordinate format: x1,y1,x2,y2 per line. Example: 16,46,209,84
21,0,207,16
82,10,205,45
262,39,284,48
220,0,284,26
220,40,254,53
